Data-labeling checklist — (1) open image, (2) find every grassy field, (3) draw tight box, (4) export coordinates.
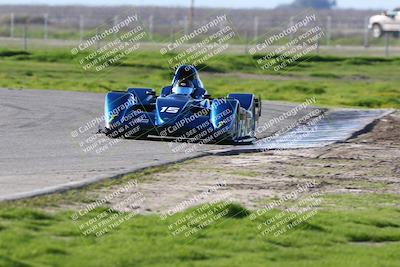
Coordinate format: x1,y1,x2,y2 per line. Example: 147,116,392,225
0,48,399,266
0,166,399,267
0,48,399,108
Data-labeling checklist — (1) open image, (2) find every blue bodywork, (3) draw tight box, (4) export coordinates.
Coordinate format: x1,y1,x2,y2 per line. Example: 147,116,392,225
103,65,261,143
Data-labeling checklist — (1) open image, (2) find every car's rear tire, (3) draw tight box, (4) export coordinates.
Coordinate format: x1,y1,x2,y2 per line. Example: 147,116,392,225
220,107,240,144
124,133,148,140
221,111,240,144
234,107,241,140
372,24,383,38
105,128,124,138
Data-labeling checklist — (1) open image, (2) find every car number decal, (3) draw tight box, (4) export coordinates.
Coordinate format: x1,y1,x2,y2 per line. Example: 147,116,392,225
160,107,180,113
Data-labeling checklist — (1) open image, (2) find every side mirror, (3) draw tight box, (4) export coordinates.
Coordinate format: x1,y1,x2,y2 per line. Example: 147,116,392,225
385,11,396,18
161,86,172,97
145,90,156,96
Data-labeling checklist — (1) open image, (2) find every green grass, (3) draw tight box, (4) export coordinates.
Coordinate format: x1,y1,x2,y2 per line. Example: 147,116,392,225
0,48,399,108
0,193,399,267
0,48,399,266
0,162,399,267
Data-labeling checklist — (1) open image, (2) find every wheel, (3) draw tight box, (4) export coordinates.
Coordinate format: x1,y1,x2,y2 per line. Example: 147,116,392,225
221,111,240,144
372,24,383,38
251,104,256,137
105,127,124,138
124,133,148,140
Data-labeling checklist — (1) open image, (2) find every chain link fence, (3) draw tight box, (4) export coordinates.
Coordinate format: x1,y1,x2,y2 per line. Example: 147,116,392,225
0,6,399,56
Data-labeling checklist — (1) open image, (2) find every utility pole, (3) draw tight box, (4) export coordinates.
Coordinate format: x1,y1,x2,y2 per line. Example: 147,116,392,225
289,16,294,41
253,16,259,41
23,18,28,50
363,16,369,48
113,15,119,39
385,32,389,57
245,31,249,54
326,16,331,46
183,16,189,35
44,13,48,41
96,28,100,50
79,15,84,42
188,0,194,32
149,15,154,39
10,13,14,38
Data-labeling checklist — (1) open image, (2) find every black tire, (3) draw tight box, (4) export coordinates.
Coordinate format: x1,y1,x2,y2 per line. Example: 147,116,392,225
124,134,148,140
219,113,239,144
372,24,383,38
233,106,241,141
251,104,256,138
105,128,124,138
220,107,240,144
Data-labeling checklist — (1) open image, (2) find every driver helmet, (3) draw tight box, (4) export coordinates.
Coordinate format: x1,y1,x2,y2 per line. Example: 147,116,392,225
172,79,194,95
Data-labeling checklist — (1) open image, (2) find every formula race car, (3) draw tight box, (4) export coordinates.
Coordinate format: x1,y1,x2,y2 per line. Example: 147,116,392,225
103,65,261,143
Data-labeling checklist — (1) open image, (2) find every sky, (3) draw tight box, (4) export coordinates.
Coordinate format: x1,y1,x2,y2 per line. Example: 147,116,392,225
0,0,398,10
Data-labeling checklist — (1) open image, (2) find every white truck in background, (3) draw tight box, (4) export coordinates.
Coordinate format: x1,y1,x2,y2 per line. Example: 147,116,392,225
369,8,400,38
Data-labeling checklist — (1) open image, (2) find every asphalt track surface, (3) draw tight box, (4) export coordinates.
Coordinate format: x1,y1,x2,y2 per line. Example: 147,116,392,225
0,88,323,201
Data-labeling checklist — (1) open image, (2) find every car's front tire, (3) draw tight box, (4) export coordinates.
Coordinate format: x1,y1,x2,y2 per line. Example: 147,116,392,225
372,24,383,38
105,128,124,138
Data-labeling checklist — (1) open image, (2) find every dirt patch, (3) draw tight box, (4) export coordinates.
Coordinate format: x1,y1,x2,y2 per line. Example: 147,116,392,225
76,112,400,214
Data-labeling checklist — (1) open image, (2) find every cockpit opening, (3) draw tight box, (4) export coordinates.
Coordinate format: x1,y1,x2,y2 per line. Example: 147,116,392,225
172,80,194,95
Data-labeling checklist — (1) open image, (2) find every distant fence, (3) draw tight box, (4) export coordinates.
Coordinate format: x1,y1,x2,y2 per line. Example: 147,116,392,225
0,6,399,56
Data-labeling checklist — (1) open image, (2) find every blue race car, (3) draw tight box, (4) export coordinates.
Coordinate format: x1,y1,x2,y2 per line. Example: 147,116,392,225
103,65,261,143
